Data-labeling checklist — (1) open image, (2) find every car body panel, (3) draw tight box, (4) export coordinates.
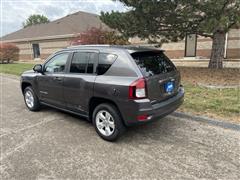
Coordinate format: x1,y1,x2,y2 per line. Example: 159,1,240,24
146,71,181,103
63,73,96,115
36,73,66,107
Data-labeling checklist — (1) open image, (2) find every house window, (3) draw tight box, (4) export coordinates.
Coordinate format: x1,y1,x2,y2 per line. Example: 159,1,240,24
32,43,40,58
185,34,197,57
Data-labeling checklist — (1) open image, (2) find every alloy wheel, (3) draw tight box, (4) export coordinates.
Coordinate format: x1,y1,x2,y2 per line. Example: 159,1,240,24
25,90,34,108
96,110,115,136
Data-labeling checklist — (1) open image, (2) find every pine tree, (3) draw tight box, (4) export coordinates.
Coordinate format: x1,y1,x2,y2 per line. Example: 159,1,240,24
101,0,240,69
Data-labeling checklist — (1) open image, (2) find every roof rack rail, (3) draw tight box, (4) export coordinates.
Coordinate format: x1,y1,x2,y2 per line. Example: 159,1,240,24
67,44,161,49
67,44,111,48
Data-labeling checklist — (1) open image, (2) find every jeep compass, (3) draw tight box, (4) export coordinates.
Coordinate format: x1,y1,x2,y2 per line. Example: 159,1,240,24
21,45,184,141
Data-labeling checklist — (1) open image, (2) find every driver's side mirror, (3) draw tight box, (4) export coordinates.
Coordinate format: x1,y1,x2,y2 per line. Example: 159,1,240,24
33,64,43,73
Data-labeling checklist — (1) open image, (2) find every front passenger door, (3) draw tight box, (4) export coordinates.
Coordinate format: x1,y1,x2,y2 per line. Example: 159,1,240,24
37,52,70,107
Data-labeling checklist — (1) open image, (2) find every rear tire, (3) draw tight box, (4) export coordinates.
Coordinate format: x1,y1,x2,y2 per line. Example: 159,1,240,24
24,86,41,111
93,103,126,141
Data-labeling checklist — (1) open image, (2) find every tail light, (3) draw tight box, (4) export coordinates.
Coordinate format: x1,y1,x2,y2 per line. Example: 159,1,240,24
129,78,147,99
137,114,149,121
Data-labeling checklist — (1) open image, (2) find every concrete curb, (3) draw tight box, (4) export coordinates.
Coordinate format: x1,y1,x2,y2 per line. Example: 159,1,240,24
171,112,240,131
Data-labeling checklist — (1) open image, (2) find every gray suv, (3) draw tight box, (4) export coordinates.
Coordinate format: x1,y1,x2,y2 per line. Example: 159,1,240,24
21,45,184,141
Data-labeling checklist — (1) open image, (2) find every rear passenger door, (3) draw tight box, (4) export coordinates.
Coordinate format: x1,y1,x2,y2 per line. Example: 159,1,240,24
63,51,98,115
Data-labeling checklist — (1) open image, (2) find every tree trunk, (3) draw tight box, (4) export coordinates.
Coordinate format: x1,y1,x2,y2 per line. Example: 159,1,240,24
208,31,226,69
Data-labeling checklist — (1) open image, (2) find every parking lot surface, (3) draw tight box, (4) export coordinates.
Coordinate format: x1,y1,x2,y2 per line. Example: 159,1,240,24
1,75,240,179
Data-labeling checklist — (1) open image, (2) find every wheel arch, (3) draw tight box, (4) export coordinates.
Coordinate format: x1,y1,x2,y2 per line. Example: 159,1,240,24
21,82,32,94
88,97,125,125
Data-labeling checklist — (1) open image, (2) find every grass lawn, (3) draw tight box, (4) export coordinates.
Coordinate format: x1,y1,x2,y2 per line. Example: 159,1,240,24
178,67,239,123
180,83,239,123
0,63,34,76
0,63,239,123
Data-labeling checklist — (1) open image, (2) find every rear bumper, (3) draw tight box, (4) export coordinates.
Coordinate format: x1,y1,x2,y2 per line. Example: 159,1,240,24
122,87,184,126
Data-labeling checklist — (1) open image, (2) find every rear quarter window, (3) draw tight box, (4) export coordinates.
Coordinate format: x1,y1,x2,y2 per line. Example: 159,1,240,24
131,51,176,77
97,53,117,75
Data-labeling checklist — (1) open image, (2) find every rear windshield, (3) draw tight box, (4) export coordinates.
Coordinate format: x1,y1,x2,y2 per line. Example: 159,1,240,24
131,51,176,77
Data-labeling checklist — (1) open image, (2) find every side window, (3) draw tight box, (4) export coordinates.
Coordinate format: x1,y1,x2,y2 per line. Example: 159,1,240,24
70,52,88,73
44,53,69,73
87,53,98,74
97,53,117,75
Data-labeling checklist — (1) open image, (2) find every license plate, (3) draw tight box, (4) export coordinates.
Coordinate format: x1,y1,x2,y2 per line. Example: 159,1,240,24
165,81,174,93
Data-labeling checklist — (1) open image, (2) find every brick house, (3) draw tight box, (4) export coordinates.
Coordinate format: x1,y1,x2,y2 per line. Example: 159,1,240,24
1,11,240,61
1,11,111,61
130,29,240,60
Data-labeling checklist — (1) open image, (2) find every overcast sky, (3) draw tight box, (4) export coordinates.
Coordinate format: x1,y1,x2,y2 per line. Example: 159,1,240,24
0,0,127,37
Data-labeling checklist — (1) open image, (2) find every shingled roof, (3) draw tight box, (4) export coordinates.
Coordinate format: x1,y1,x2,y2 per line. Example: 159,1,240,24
1,11,111,42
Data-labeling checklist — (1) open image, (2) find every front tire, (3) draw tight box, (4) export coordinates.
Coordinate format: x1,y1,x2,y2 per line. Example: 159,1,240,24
93,103,126,141
24,86,40,111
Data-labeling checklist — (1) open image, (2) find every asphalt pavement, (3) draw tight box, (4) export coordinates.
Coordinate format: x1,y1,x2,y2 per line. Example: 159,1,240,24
0,74,239,180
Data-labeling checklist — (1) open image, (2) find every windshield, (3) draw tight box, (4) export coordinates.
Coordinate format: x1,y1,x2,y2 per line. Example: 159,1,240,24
131,51,176,77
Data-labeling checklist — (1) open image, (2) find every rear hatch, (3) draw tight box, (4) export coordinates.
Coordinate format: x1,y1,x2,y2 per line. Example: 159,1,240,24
131,50,180,104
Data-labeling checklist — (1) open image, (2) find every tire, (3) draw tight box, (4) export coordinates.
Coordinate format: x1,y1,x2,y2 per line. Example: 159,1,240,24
23,86,41,111
93,103,126,141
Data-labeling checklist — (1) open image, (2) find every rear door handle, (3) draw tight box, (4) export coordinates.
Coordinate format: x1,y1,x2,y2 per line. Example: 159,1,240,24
53,77,63,81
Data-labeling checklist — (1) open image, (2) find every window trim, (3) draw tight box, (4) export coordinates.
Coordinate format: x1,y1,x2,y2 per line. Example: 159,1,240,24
43,52,70,74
